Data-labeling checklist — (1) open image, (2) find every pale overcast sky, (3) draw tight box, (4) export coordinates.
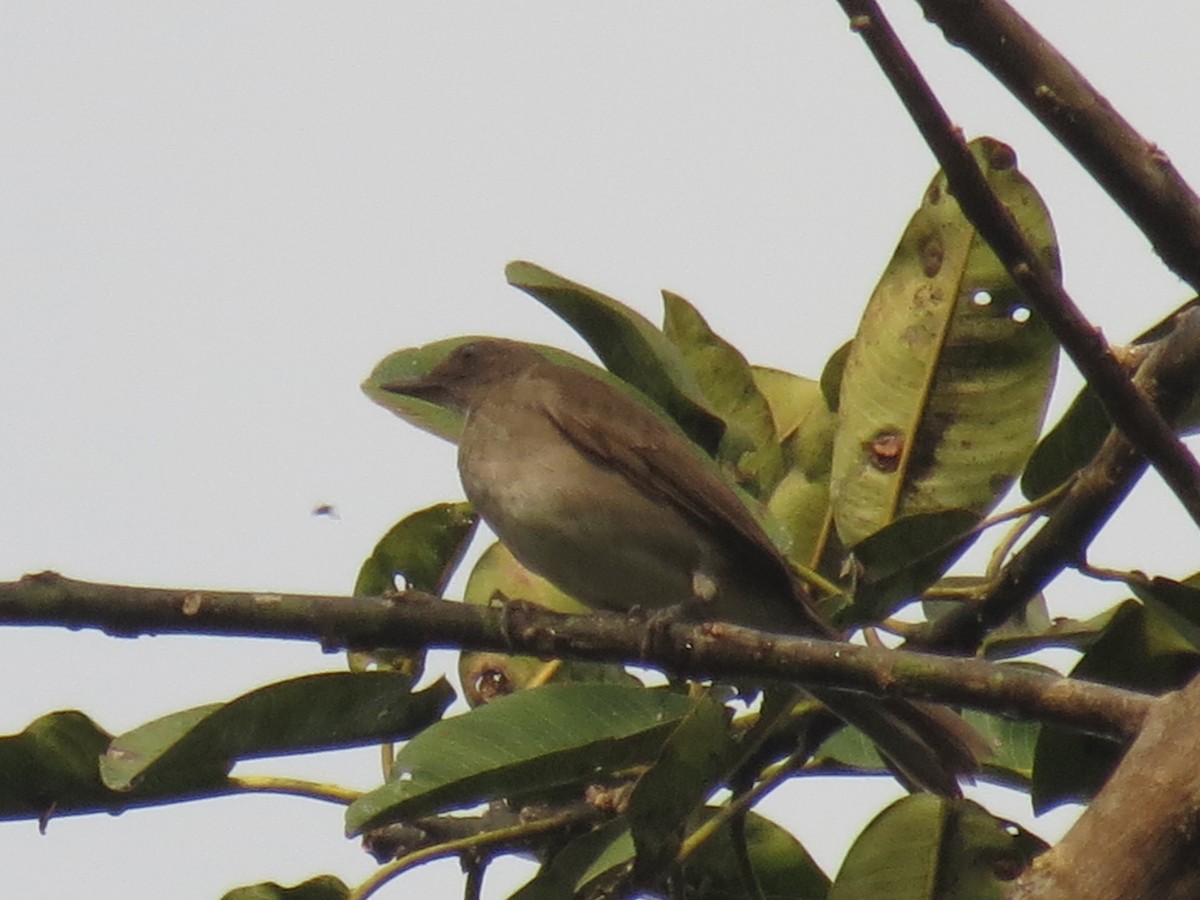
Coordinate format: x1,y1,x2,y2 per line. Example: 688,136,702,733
4,3,1199,897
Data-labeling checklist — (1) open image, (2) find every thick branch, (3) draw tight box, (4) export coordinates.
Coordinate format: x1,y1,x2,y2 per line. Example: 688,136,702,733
923,307,1200,650
0,571,1149,740
1009,673,1200,900
837,0,1200,529
917,0,1200,294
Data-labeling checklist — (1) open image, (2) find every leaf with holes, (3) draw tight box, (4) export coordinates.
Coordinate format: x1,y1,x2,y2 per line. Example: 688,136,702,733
353,502,478,598
350,501,478,678
830,137,1059,546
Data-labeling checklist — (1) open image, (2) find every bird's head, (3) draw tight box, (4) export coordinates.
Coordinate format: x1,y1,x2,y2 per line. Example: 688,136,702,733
379,338,543,412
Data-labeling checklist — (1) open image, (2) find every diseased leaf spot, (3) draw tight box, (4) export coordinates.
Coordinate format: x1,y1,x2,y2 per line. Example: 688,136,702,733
867,430,905,472
986,140,1017,171
474,667,511,703
971,289,993,307
919,235,944,277
1010,305,1032,324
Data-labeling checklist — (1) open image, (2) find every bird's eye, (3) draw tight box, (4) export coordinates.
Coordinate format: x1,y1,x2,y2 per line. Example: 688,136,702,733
454,341,484,371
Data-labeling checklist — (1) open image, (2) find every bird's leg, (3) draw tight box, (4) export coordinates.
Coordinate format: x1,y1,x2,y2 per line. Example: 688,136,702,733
635,567,720,660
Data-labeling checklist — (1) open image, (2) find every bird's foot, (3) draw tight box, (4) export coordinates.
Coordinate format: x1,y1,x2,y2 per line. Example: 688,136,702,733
633,601,709,660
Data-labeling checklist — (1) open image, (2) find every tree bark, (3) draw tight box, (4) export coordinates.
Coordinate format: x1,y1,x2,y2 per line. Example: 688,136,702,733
1010,673,1200,899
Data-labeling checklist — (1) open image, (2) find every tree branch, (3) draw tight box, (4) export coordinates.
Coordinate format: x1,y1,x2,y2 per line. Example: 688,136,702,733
836,0,1200,529
922,307,1200,651
916,0,1200,295
1009,672,1200,900
0,571,1149,741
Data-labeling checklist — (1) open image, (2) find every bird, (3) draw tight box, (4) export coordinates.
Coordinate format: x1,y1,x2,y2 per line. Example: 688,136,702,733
379,337,980,795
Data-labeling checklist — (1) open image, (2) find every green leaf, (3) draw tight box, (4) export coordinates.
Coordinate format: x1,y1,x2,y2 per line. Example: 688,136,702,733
922,585,1081,660
514,811,831,900
830,137,1059,546
753,365,838,481
506,260,725,454
365,334,703,454
220,876,349,900
353,502,478,597
829,795,1044,900
1032,597,1200,811
751,364,840,569
840,509,981,626
766,469,833,569
662,290,783,495
1127,573,1200,636
1022,297,1200,499
0,711,117,820
461,540,588,615
820,341,853,413
750,362,840,570
679,810,831,900
963,706,1039,786
510,818,634,900
627,696,736,879
812,722,888,776
101,674,453,793
1019,388,1110,500
351,502,478,678
345,683,695,834
979,607,1118,660
753,366,824,446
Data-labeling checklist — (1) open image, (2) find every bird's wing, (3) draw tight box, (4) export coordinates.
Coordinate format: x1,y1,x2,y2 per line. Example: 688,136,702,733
541,366,829,633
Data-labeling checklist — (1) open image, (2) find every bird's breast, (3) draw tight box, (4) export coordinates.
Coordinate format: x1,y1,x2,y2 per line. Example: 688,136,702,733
457,405,708,612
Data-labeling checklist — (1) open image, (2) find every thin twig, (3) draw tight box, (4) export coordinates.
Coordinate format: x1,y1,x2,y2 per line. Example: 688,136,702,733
350,806,596,900
227,775,360,806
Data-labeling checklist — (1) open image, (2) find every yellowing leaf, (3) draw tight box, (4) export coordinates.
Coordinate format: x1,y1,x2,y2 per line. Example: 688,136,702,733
830,137,1059,546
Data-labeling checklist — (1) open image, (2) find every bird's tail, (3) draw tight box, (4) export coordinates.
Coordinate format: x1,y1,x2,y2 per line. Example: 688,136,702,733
812,687,988,796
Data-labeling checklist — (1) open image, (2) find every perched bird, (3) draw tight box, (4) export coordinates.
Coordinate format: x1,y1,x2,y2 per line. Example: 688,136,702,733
381,337,979,794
